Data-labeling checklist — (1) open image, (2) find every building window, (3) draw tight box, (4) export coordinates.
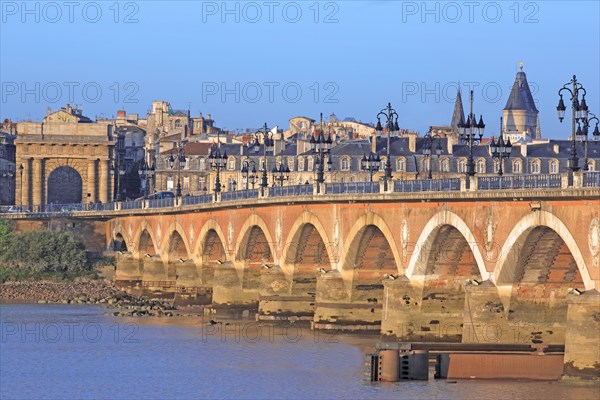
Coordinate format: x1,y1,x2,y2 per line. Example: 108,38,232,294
589,160,596,171
198,176,206,192
550,160,558,174
183,177,190,190
440,158,449,172
476,159,486,174
530,160,540,174
297,156,304,171
228,157,236,171
288,158,294,172
397,158,405,172
513,160,522,174
458,159,466,173
307,157,314,171
493,160,500,174
166,177,174,190
341,157,350,171
199,157,206,171
175,119,181,129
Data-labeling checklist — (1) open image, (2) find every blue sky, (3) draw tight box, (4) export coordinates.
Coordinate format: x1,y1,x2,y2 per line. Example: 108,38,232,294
1,0,598,139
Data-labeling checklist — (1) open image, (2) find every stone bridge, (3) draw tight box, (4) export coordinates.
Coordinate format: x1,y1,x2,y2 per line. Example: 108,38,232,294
5,185,600,378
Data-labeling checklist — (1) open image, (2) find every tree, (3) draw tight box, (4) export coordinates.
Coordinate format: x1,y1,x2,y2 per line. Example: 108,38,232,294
4,230,88,273
0,219,13,263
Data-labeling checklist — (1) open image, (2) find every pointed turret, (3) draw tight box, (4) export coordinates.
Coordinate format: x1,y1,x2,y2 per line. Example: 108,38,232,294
503,63,540,140
450,85,465,133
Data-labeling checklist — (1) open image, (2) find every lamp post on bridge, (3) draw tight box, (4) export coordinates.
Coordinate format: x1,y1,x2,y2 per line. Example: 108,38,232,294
310,113,332,194
168,142,186,198
422,127,443,180
458,90,485,188
581,112,600,171
361,152,381,184
557,75,589,181
241,159,258,190
272,160,290,187
254,123,275,196
208,137,227,201
138,160,155,197
490,118,512,176
375,102,399,190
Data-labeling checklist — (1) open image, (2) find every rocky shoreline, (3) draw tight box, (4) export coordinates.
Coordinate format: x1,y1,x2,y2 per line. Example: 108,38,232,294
0,279,198,317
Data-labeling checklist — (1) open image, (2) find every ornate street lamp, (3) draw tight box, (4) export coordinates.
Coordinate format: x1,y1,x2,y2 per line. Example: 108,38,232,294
458,90,485,187
361,152,381,183
18,164,24,206
241,159,258,190
208,139,227,200
375,103,399,190
310,113,332,194
581,112,599,171
557,75,589,176
490,117,512,176
254,123,275,196
272,160,290,187
113,160,126,201
422,127,443,179
138,160,155,197
168,142,186,197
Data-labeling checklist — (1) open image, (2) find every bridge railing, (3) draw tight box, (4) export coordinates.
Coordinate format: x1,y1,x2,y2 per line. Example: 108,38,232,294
4,172,600,218
221,189,260,202
583,171,600,187
478,174,562,190
393,178,461,192
269,185,313,197
182,194,214,206
147,198,175,209
326,181,380,194
121,200,143,210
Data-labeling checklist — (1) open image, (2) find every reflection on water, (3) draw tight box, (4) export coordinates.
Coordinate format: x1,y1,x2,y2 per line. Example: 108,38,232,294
0,304,598,400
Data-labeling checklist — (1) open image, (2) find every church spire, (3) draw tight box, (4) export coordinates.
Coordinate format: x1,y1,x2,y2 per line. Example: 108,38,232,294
450,84,465,133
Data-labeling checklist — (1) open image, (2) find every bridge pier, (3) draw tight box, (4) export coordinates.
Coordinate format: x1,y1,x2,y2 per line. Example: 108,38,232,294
312,271,382,331
563,290,600,380
461,281,512,343
114,253,142,282
258,267,316,320
142,257,169,283
211,262,260,313
381,276,467,342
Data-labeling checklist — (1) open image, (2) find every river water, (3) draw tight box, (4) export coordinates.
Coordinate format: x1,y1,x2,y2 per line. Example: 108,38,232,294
0,304,598,400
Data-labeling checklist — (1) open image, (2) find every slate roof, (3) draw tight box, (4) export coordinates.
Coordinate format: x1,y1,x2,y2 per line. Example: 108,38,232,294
504,70,538,112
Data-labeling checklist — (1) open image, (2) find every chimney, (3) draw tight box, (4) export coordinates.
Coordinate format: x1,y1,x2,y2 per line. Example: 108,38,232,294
207,114,212,120
407,131,417,153
447,134,454,154
371,131,377,153
520,143,527,157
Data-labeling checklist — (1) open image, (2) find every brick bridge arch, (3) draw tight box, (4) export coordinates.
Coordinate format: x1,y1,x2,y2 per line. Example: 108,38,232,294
131,221,158,259
405,210,488,280
281,211,334,277
161,222,192,263
194,219,229,264
493,210,593,290
340,212,402,277
235,214,275,267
